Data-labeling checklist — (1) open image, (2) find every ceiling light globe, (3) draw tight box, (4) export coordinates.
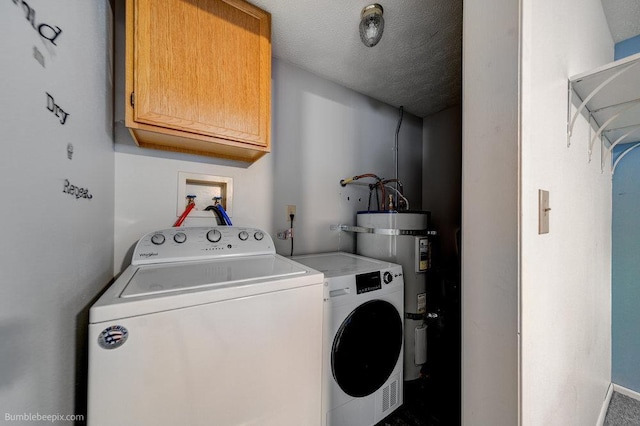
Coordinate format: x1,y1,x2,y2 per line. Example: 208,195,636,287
359,4,384,47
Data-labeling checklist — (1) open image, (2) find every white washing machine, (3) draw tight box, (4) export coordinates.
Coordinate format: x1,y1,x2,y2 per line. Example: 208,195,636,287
87,227,324,426
292,252,404,426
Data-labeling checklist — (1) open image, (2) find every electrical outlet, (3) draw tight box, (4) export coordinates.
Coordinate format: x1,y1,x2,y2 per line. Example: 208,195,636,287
287,205,296,221
277,229,292,240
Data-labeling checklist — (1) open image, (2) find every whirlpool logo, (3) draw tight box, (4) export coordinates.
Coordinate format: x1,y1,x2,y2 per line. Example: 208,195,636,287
98,325,129,350
138,252,158,258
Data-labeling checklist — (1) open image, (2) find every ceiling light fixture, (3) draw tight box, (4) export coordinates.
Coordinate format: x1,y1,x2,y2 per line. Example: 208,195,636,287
359,4,384,47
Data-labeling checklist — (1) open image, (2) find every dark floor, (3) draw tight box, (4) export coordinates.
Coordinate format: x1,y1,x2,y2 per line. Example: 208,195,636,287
375,376,459,426
376,255,461,426
604,391,640,425
375,304,461,426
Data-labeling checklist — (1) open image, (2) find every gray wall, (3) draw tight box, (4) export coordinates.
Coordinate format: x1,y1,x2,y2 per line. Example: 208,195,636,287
423,105,462,266
0,1,115,421
114,57,423,270
422,105,462,423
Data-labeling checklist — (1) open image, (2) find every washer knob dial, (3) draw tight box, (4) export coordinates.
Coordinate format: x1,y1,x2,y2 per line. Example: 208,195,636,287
173,232,187,244
254,231,264,241
151,233,165,245
206,229,222,243
238,231,249,241
383,271,393,284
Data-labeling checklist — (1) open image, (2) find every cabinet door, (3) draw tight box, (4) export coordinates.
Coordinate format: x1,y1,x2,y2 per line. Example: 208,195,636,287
131,0,270,148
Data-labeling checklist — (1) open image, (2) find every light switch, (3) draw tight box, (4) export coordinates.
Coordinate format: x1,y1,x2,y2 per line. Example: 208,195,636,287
538,189,550,234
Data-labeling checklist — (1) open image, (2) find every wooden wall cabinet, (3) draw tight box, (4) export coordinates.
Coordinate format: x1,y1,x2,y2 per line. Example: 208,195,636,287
125,0,271,162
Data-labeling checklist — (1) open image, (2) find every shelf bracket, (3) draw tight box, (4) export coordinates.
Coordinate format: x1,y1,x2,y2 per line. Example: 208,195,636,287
567,81,575,147
589,99,640,159
601,125,640,173
567,63,637,147
588,114,596,162
590,110,625,155
613,142,640,175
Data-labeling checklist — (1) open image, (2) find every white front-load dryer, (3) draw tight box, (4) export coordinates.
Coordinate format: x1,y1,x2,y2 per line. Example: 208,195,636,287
293,252,404,426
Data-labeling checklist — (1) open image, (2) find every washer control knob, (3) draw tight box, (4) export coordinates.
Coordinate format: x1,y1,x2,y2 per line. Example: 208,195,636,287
238,231,249,241
206,229,222,243
151,233,165,245
173,232,187,244
383,271,393,284
254,231,264,241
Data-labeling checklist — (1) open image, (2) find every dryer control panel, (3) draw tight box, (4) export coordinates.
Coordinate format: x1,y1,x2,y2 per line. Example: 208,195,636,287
355,271,382,294
132,227,275,265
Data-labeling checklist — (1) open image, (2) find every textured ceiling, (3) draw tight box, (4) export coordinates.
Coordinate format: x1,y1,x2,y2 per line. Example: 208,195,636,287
249,1,637,118
601,0,640,42
250,0,463,118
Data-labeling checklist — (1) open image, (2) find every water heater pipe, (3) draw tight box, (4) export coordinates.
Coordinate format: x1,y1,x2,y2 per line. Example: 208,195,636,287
394,106,404,209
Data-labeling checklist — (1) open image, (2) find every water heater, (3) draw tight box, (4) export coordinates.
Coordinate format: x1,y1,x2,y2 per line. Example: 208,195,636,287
356,211,430,381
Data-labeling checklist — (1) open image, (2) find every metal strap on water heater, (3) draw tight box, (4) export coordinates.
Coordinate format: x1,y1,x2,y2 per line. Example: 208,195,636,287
330,224,436,236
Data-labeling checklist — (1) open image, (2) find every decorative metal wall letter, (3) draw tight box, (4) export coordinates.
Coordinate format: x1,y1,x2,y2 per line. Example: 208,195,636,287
32,46,45,67
62,179,93,200
46,93,70,125
10,0,63,46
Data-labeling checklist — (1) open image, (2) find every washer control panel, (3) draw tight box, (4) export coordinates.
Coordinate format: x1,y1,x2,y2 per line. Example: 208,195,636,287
132,227,275,265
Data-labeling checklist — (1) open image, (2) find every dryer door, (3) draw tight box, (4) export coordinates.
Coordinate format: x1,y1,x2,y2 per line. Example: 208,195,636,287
331,300,402,397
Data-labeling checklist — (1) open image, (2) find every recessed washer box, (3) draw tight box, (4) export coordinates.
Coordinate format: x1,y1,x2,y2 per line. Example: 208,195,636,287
177,172,233,218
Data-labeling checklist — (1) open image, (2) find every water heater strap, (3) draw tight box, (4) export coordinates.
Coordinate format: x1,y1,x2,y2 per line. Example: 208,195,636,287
330,224,435,237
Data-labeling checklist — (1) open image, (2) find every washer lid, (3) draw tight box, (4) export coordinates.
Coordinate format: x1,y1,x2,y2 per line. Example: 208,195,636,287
293,252,397,278
90,254,323,323
122,255,307,298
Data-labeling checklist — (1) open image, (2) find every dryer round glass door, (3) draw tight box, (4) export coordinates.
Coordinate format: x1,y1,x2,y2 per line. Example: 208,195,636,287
331,299,402,397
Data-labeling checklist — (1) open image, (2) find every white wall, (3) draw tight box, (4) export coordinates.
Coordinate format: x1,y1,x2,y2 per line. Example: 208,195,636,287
520,0,612,424
114,57,423,271
0,1,114,420
464,0,614,424
461,0,520,423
